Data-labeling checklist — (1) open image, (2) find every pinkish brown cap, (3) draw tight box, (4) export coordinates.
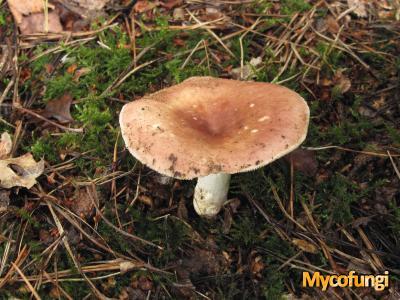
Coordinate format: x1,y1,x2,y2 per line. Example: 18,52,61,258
119,77,309,179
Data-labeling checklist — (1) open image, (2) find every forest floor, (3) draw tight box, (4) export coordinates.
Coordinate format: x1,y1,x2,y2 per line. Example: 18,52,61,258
0,0,400,299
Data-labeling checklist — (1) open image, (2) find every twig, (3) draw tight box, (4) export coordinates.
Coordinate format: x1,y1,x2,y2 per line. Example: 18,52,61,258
15,105,83,133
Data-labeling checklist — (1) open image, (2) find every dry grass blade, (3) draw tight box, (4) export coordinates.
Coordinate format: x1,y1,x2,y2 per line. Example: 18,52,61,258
0,245,29,289
7,259,171,283
11,262,41,300
186,9,236,58
270,184,307,232
305,145,400,157
46,200,109,300
387,151,400,180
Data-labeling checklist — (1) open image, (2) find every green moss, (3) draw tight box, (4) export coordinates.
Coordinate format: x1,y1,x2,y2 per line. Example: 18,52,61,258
251,0,273,14
386,124,400,147
281,0,312,16
316,174,361,224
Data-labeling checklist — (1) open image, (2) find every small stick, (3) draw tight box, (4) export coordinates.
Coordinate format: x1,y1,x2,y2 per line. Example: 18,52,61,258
15,105,83,133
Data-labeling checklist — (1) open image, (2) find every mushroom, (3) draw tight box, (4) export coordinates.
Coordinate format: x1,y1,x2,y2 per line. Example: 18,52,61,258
119,77,309,217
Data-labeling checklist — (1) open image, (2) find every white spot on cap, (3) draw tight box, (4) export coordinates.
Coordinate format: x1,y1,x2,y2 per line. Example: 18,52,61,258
249,103,255,108
258,116,270,122
193,116,198,120
244,126,249,130
251,129,259,133
152,124,161,128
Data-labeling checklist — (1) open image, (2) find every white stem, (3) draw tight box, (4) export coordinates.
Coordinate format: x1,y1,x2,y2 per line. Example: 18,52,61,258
193,173,231,217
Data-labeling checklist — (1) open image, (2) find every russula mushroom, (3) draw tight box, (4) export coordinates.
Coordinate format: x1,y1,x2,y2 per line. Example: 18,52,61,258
119,77,309,217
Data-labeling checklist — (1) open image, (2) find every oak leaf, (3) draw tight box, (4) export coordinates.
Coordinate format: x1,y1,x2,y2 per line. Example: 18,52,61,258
0,153,44,189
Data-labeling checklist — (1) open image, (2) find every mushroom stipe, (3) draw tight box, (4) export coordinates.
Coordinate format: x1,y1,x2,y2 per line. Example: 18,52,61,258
119,76,310,217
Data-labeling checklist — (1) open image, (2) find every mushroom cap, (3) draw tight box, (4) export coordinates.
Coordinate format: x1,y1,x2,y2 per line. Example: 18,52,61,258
120,77,309,179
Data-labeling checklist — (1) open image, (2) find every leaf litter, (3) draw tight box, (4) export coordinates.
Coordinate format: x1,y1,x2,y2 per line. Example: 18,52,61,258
0,153,44,189
41,93,74,123
0,132,44,189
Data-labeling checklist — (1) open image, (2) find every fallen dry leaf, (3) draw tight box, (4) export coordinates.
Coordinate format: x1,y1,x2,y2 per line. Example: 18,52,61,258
325,15,340,34
0,132,12,159
173,7,185,20
42,93,74,123
347,0,368,18
69,0,110,10
160,0,182,10
67,63,78,74
19,11,63,35
7,0,63,34
250,255,265,276
134,0,160,13
0,153,44,189
334,69,351,94
292,238,318,254
70,188,95,218
7,0,44,23
231,56,263,80
285,149,318,176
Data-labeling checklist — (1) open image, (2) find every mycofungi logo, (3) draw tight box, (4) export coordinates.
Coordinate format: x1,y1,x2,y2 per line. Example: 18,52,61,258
302,271,389,291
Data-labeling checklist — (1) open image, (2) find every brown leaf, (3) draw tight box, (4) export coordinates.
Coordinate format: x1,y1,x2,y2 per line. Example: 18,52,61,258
7,0,44,23
0,153,44,189
70,188,95,218
172,7,185,20
137,276,153,291
0,132,12,160
372,96,385,109
325,15,340,34
134,0,160,13
19,11,63,35
250,255,265,276
160,0,182,10
44,63,55,74
69,0,110,11
292,238,318,254
67,64,78,74
42,93,74,123
138,194,154,207
39,229,55,244
334,69,351,94
285,149,318,176
7,0,63,34
173,38,186,47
